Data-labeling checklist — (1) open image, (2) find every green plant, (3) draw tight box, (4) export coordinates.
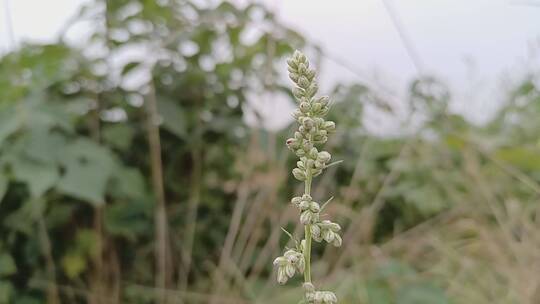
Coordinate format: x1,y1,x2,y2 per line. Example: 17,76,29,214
273,50,342,303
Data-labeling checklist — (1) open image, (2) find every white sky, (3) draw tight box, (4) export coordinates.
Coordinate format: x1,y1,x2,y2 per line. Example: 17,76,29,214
2,0,540,131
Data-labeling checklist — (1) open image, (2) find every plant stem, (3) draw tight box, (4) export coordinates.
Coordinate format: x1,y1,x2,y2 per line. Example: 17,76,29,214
303,171,312,283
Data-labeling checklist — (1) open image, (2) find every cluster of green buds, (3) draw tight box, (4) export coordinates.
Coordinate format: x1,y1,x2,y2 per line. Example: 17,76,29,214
273,248,305,285
273,50,341,304
304,283,338,304
311,220,342,247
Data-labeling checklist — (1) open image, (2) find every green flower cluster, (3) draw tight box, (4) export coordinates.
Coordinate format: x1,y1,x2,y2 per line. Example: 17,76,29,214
304,283,338,304
273,50,342,304
273,248,305,285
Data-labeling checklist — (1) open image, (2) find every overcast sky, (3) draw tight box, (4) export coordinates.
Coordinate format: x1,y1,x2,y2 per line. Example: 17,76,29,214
2,0,540,130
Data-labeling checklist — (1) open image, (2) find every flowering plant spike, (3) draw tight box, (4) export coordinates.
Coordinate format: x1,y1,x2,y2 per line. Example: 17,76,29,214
273,50,341,304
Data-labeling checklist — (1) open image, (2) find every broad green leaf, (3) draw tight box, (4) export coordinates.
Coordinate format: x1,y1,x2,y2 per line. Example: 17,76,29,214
157,98,187,138
22,129,66,164
0,254,17,276
57,139,116,205
0,105,21,145
102,124,135,151
62,138,116,170
110,167,147,200
57,160,108,205
12,158,60,198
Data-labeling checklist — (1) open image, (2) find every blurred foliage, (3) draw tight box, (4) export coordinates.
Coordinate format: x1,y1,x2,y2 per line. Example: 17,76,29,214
1,0,540,303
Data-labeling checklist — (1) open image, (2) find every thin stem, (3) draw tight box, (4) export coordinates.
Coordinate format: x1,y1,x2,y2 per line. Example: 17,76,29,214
303,171,312,284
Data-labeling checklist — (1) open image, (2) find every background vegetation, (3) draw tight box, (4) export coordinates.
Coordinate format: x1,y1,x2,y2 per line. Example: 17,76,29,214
1,1,539,303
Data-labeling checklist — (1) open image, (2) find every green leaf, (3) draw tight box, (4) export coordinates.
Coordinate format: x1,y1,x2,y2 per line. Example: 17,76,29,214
104,201,152,242
61,253,87,279
75,229,100,258
12,158,60,198
0,174,7,204
157,98,187,138
0,281,13,303
121,61,142,76
0,254,17,276
57,160,108,205
56,139,116,205
0,104,21,145
110,167,147,200
102,124,134,151
23,129,66,164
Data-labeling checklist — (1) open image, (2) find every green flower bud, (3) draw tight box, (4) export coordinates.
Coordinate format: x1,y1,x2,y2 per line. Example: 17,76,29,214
273,256,288,267
323,291,338,303
302,140,313,152
306,159,315,170
297,63,307,74
292,109,303,120
323,229,335,243
287,58,297,69
317,129,328,137
310,224,321,238
317,151,331,163
302,117,315,130
299,102,311,113
301,194,312,201
311,102,322,113
295,149,306,157
323,121,336,132
289,73,299,83
306,83,318,98
300,210,313,225
292,168,306,181
320,106,329,116
286,138,299,150
313,135,328,145
294,50,307,63
291,196,302,206
309,201,320,213
306,69,316,81
298,76,310,89
293,87,304,100
329,222,341,232
287,66,296,74
303,282,316,293
309,148,319,159
332,234,342,247
285,264,295,278
319,96,330,106
299,200,310,210
277,267,288,284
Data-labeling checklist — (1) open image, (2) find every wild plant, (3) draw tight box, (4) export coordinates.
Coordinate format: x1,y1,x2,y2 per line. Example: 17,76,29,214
273,50,342,304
